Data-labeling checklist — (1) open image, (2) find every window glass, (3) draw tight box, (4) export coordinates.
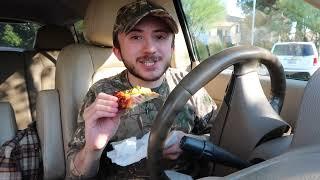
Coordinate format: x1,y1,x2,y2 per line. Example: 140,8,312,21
180,0,320,81
0,22,40,50
273,44,314,56
74,20,86,43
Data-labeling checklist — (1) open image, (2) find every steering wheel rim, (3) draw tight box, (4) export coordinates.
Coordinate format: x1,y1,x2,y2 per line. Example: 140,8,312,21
147,45,286,179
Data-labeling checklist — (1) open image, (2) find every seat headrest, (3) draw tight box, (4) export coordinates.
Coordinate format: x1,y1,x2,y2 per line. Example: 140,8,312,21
84,0,136,47
34,25,75,50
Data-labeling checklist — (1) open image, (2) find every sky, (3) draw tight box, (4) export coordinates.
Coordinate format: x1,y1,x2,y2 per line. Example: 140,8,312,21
225,0,244,17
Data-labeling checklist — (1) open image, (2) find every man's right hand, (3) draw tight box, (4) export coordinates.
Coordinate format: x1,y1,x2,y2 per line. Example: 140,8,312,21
83,92,120,151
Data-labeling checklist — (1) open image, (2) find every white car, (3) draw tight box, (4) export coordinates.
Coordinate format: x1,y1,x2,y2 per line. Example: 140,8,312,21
271,42,319,79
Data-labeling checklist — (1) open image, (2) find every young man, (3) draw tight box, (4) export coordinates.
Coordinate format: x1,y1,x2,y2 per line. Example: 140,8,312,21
67,0,217,179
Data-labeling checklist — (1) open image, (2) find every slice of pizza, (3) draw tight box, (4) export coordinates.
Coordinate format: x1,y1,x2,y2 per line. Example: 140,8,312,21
114,86,159,110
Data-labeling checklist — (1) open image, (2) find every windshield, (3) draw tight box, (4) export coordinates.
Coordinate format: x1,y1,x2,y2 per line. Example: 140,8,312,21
180,0,320,81
273,44,314,56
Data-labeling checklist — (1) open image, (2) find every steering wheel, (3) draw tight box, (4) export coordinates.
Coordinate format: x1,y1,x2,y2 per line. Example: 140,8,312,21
147,45,286,179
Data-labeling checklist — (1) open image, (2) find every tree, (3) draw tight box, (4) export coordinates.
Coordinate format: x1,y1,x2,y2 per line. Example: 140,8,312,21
74,20,86,43
278,0,320,46
183,0,225,37
1,24,22,47
182,0,226,60
0,23,39,49
237,0,320,49
12,23,39,49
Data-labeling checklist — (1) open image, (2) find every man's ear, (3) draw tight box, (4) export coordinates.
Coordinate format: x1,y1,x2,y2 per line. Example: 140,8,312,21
113,47,122,61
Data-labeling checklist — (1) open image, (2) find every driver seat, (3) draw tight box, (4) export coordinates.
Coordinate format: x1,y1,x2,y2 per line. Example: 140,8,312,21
36,0,183,179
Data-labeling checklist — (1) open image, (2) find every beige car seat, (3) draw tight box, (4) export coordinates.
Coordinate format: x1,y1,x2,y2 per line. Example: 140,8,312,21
25,25,75,123
0,50,33,130
0,101,18,145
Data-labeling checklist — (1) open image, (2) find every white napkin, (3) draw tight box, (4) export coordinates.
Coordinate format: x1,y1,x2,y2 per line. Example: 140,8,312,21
106,131,182,166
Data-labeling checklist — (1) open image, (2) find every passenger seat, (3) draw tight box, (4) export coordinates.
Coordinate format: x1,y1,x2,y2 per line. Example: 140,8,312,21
24,25,75,122
0,25,74,130
0,101,18,145
0,49,32,129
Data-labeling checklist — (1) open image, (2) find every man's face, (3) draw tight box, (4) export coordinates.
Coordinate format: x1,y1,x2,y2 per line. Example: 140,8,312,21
114,16,174,82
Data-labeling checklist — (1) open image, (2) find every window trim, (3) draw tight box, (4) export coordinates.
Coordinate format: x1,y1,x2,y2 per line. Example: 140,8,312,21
173,0,199,63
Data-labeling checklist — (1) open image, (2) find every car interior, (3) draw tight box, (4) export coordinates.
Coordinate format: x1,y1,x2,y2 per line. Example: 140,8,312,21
1,0,320,179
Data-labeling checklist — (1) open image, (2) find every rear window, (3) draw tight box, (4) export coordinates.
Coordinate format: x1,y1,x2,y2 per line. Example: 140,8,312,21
0,22,40,50
273,44,314,56
74,20,86,43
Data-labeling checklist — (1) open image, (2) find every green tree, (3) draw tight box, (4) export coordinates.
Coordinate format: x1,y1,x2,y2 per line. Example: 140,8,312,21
182,0,226,60
0,22,39,49
237,0,320,49
183,0,225,37
279,0,320,45
12,23,39,49
1,24,22,47
74,20,86,43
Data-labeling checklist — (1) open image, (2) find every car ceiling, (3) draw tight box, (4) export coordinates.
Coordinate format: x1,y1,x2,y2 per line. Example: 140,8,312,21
2,0,316,26
0,0,89,25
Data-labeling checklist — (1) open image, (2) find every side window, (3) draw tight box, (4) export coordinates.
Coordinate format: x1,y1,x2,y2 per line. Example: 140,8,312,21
181,0,227,60
74,20,86,43
0,22,40,50
180,0,320,81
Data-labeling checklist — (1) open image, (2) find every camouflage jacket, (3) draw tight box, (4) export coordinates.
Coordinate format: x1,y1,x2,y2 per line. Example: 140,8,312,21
67,68,217,179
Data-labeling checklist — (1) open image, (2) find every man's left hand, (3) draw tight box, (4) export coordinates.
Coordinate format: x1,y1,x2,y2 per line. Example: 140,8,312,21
163,143,183,160
162,131,185,160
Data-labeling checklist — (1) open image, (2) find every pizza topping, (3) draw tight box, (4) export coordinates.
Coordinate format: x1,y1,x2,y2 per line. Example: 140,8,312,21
114,91,133,109
114,86,159,110
123,86,154,96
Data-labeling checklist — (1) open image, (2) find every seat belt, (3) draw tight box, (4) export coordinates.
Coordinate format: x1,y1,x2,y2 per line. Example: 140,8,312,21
40,51,57,65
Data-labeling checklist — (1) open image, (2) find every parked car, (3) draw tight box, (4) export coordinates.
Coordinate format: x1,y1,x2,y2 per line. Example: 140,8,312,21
271,42,319,79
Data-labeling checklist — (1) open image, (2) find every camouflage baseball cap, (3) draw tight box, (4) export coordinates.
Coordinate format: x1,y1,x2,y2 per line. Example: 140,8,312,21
113,0,179,46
